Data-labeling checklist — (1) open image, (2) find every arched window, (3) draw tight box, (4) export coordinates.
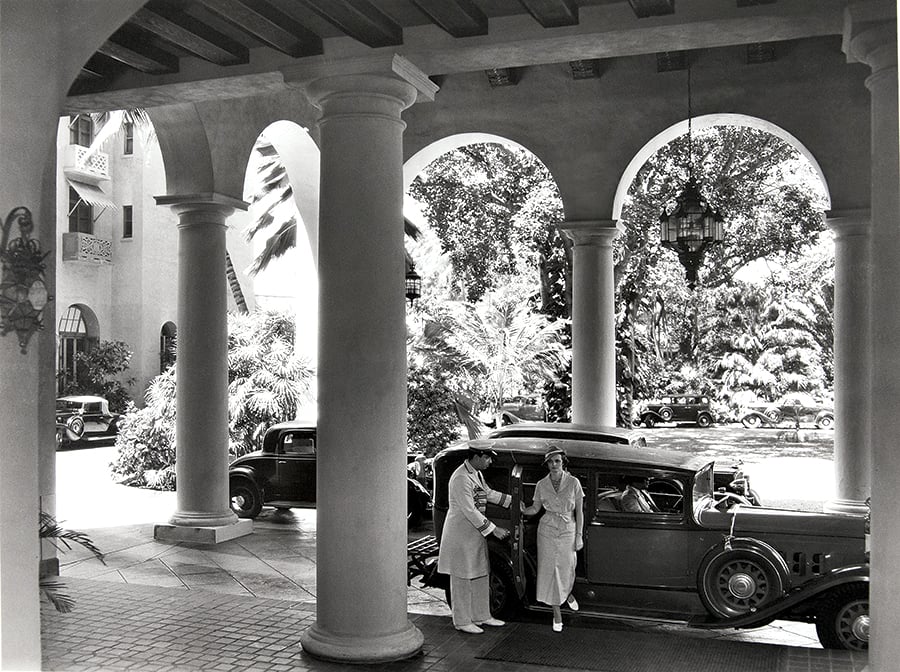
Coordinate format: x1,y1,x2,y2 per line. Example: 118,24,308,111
160,321,177,372
58,305,97,393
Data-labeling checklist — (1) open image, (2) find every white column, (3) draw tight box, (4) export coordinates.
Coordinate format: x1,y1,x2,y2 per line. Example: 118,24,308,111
825,211,870,516
558,220,620,426
295,66,430,663
844,5,898,670
153,195,251,543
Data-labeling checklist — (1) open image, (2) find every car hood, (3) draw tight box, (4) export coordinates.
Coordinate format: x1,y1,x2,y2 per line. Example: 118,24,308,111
699,505,866,539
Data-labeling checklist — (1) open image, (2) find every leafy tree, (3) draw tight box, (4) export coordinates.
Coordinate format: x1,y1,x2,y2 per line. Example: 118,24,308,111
111,310,314,490
227,310,314,456
408,143,564,303
407,365,462,456
60,340,134,413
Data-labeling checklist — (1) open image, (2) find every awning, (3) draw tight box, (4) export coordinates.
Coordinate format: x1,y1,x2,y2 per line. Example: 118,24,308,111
66,178,116,210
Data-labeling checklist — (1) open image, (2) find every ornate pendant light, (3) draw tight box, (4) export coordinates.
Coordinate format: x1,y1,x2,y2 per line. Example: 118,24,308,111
659,66,724,289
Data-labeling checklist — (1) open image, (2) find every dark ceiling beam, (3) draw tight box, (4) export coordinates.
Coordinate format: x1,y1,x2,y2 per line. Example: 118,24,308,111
517,0,579,28
132,4,248,66
627,0,675,19
409,0,488,38
98,26,179,74
298,0,402,48
737,0,777,6
196,0,323,57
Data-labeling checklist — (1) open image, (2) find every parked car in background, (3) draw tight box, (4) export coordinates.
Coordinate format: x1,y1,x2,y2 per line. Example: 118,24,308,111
228,422,432,526
423,436,869,650
499,396,547,422
55,395,121,448
740,393,834,429
639,394,715,428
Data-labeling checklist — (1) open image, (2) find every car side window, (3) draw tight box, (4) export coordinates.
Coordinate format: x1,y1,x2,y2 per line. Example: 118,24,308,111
85,403,101,414
281,432,315,455
592,471,684,519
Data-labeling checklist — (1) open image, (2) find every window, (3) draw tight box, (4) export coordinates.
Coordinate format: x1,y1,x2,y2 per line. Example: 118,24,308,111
68,187,93,234
69,114,93,146
160,322,177,372
122,205,133,239
281,433,315,455
58,305,93,393
123,121,134,155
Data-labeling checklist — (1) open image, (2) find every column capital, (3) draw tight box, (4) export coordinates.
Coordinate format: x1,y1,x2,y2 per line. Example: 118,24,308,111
826,208,871,238
558,220,621,246
155,192,248,220
842,2,897,74
284,53,438,106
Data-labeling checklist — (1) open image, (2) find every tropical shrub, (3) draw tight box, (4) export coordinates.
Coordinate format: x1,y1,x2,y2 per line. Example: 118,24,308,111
59,339,135,412
407,365,462,457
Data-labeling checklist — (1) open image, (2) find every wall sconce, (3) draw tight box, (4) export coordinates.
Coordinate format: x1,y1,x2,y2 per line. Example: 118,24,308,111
1,207,52,354
405,263,422,307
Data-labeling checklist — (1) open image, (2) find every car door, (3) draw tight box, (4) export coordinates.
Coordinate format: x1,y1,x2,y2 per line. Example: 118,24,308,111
273,429,317,503
583,469,694,589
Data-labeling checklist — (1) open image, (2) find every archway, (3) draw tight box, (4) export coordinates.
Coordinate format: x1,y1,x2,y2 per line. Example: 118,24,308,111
57,303,99,394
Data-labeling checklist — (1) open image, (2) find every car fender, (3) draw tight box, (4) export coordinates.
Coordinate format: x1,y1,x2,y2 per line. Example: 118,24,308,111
229,466,264,493
692,563,869,630
741,410,776,424
641,411,663,422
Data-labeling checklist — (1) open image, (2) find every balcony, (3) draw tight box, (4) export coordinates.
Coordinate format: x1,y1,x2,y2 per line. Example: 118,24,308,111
62,144,109,184
62,232,112,264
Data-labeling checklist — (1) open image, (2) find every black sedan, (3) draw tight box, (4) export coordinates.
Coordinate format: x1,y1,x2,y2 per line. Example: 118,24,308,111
228,421,432,526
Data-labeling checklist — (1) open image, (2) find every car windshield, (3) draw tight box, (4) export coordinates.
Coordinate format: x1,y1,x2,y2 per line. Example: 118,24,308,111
692,462,716,514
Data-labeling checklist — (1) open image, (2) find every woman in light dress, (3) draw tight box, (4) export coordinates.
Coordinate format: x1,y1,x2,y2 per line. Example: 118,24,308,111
522,446,584,632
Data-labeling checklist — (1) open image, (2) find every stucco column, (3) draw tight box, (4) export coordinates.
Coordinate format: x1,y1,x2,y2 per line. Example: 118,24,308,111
558,221,620,426
843,4,898,670
291,61,434,663
153,195,251,543
824,210,870,516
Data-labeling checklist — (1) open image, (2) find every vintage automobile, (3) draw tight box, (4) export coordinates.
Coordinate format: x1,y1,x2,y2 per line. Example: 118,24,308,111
740,393,835,429
500,396,548,422
484,421,758,506
55,395,121,447
639,394,715,428
420,436,868,650
228,421,433,526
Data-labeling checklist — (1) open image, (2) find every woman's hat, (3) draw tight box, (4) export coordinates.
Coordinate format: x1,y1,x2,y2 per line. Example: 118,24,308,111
542,446,566,463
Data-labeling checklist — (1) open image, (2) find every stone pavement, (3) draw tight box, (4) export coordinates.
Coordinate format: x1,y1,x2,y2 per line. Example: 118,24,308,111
44,431,868,671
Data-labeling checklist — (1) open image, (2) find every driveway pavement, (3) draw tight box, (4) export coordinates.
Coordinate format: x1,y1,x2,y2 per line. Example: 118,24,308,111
45,427,865,671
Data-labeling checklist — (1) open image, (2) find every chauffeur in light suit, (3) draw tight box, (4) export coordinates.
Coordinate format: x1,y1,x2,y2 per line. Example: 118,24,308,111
437,444,512,634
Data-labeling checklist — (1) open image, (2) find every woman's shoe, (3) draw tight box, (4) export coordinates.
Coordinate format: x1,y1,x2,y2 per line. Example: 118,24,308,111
566,594,579,611
552,619,563,633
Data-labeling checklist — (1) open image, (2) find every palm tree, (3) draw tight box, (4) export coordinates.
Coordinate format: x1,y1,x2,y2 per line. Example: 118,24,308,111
246,136,421,277
417,293,569,424
40,512,105,612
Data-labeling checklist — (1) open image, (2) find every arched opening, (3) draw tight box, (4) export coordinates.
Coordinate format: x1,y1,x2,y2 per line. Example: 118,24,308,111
57,304,99,394
159,321,176,373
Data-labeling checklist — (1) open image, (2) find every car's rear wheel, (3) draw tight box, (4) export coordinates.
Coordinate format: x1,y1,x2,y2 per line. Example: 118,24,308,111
230,478,262,519
698,547,785,618
817,415,834,429
659,407,673,422
696,414,712,428
489,556,521,620
816,584,869,651
765,408,783,423
742,415,761,429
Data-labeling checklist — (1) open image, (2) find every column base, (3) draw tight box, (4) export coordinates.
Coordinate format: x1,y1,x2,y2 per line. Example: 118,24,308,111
823,498,870,516
154,518,252,544
299,620,424,663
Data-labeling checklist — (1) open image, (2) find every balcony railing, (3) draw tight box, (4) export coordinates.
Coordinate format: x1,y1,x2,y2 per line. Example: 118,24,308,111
62,232,112,264
62,145,109,184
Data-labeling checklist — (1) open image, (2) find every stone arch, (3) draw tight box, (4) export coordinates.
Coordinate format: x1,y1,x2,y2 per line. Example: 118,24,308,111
403,132,559,193
57,303,99,393
612,113,832,220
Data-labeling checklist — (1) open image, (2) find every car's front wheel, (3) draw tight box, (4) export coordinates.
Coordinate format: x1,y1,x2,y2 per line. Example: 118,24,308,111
643,416,656,428
816,415,835,429
816,584,869,650
230,478,262,519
